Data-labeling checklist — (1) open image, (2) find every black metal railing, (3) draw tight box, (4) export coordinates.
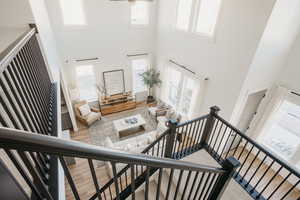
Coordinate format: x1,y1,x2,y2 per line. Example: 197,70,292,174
154,106,300,200
196,107,300,200
0,26,58,199
0,127,239,200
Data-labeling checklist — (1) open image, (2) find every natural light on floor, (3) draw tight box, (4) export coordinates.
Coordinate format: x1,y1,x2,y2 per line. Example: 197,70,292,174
260,100,300,170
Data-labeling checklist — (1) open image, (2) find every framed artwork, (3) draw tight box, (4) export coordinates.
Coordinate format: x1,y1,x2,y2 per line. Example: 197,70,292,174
103,69,125,96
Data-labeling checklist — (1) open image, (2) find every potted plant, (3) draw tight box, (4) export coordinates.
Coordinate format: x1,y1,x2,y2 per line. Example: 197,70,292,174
140,68,162,103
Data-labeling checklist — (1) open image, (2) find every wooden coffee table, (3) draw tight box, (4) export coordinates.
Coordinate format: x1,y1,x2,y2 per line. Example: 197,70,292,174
113,114,146,138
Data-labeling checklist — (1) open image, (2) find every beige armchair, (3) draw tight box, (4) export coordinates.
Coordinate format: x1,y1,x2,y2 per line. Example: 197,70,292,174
74,100,101,126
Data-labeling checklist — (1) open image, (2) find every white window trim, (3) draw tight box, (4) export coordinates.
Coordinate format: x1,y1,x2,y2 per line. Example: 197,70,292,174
75,64,98,102
130,1,151,28
59,0,87,27
129,55,150,94
163,64,201,119
174,0,223,40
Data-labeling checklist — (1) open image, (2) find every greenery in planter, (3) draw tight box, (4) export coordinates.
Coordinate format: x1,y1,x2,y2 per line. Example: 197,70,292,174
140,68,162,101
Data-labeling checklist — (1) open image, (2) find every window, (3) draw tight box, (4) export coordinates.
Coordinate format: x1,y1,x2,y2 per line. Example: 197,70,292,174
178,77,195,114
175,0,222,36
176,0,193,31
131,57,149,93
75,65,97,101
195,0,222,35
165,66,198,117
131,2,149,26
59,0,86,25
259,97,300,170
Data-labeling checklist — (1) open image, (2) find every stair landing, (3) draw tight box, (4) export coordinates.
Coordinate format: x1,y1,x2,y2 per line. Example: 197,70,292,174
181,150,253,200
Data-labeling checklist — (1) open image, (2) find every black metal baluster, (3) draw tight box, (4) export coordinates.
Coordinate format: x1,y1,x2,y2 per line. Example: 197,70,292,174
225,132,237,158
203,173,217,200
215,126,228,158
245,155,267,188
251,160,275,193
198,173,211,200
130,165,135,200
156,168,163,200
19,151,54,200
236,144,254,177
59,156,80,200
212,122,223,152
192,120,201,148
5,150,44,199
256,166,283,198
181,171,192,200
192,172,205,200
280,180,300,200
174,170,183,200
195,119,205,146
145,167,150,200
267,172,291,200
187,171,199,199
88,159,102,200
241,149,260,181
111,162,120,200
166,169,174,199
208,119,219,148
220,130,233,159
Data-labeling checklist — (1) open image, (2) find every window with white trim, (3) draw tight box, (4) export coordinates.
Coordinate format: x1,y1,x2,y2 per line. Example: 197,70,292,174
165,66,198,117
195,0,222,35
176,0,194,31
131,57,149,93
75,65,97,101
175,0,222,36
131,1,150,26
59,0,86,25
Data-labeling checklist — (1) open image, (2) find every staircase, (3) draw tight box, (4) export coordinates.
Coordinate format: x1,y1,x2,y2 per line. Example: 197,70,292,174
0,25,300,200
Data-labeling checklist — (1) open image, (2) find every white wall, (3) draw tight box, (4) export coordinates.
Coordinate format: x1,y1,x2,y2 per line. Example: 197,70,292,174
156,0,276,119
278,33,300,92
0,0,34,28
0,0,35,53
230,0,300,125
45,0,157,90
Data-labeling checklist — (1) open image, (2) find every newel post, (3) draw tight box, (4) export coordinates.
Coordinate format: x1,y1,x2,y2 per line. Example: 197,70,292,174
200,106,220,146
207,157,240,200
164,119,178,158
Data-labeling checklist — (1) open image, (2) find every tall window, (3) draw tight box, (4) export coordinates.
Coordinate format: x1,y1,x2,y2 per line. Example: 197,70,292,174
59,0,86,25
76,65,97,101
259,99,300,170
131,2,149,26
195,0,222,35
165,66,198,117
176,0,193,31
175,0,222,36
131,57,149,93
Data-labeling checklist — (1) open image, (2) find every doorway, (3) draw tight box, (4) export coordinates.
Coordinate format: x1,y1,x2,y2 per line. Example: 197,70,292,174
237,89,267,133
225,89,267,153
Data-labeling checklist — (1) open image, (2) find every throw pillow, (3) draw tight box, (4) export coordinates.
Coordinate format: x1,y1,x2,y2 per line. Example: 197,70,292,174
103,137,114,148
166,109,175,119
78,103,91,117
157,101,165,109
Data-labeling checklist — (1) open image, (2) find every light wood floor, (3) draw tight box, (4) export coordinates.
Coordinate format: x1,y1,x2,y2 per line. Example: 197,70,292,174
225,147,300,200
65,124,111,200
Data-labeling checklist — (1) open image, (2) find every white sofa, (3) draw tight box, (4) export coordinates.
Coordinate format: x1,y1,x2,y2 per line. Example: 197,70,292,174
103,123,168,177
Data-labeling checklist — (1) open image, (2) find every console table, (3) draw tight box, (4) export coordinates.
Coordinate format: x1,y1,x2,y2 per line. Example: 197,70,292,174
99,92,137,115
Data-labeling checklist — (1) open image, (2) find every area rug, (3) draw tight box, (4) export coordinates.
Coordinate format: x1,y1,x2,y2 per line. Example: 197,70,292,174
88,107,157,147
